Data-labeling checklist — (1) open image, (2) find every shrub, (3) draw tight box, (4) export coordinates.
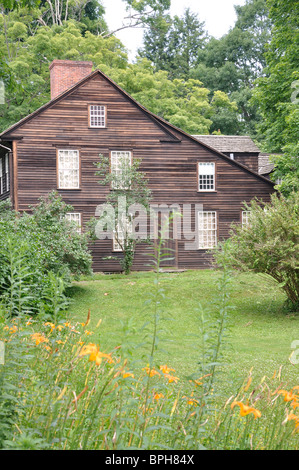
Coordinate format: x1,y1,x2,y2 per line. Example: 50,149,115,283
214,192,299,310
0,192,93,316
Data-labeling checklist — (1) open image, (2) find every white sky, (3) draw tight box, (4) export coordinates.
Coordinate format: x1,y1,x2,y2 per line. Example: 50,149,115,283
102,0,247,61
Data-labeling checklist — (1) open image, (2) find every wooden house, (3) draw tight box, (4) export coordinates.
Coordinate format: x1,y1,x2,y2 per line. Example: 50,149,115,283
192,134,260,173
0,60,275,272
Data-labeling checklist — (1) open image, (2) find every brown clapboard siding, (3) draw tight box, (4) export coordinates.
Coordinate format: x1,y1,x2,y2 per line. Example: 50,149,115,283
0,71,275,272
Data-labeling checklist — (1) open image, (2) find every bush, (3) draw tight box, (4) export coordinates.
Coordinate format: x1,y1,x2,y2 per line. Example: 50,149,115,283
0,192,93,316
214,191,299,310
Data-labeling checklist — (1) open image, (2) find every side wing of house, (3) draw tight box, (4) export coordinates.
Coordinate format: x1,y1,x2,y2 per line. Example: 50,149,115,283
0,146,12,202
0,71,275,271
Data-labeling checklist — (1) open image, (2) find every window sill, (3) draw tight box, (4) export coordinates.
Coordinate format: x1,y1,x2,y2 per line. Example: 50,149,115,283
197,190,217,193
58,188,82,191
197,247,217,250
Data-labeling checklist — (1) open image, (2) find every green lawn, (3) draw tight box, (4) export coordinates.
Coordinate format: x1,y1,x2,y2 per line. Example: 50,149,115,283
68,269,299,400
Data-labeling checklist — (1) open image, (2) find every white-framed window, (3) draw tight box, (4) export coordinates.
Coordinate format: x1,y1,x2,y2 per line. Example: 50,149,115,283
110,151,132,190
198,162,215,191
58,149,80,189
113,216,132,252
242,211,251,227
229,153,234,160
65,212,82,233
0,157,3,195
198,211,217,249
5,153,9,192
89,105,106,128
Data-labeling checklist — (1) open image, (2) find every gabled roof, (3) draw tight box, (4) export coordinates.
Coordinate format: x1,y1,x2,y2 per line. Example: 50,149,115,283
0,68,274,187
192,135,260,153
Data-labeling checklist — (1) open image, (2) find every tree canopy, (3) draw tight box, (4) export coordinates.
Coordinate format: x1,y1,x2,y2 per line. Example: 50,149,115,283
0,0,298,191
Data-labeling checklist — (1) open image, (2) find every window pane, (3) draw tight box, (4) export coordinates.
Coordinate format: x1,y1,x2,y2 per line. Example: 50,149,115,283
58,150,79,189
90,105,106,127
111,151,132,189
198,162,215,191
113,216,132,251
5,154,9,192
198,211,217,248
65,212,81,233
242,211,251,227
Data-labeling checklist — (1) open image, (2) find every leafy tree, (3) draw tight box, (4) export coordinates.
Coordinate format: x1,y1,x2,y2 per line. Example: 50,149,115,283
0,16,128,132
270,148,299,197
137,11,172,72
139,8,208,79
254,0,299,150
192,0,272,135
109,58,238,135
37,0,107,33
252,0,299,195
120,0,170,31
214,192,299,310
95,155,151,274
0,0,40,8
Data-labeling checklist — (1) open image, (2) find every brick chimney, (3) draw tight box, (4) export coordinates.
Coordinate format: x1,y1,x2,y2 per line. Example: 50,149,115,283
49,60,93,100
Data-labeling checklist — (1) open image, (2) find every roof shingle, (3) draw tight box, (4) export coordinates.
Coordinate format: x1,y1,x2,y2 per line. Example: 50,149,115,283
192,135,260,153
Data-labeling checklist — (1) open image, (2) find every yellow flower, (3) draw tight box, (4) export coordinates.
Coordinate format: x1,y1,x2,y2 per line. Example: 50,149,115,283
287,413,299,431
231,401,261,419
4,325,18,334
79,343,113,365
79,343,98,357
122,371,135,379
189,379,203,387
159,365,175,375
45,322,55,332
31,333,49,346
183,391,199,406
277,390,298,402
56,325,64,331
143,366,161,378
154,392,164,401
164,373,179,384
291,400,299,410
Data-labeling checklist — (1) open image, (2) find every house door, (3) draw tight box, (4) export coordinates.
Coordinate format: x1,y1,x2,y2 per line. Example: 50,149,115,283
153,209,178,268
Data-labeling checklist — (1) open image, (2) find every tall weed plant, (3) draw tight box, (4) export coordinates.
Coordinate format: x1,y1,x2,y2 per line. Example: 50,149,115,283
0,231,298,449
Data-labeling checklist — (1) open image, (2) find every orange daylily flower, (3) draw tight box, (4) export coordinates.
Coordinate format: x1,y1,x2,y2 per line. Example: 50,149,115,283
4,325,18,334
159,365,175,374
231,401,261,419
79,343,114,365
31,332,49,346
164,373,179,384
277,390,298,402
291,400,299,410
287,413,299,431
122,372,135,379
44,322,55,332
143,366,161,378
153,392,164,401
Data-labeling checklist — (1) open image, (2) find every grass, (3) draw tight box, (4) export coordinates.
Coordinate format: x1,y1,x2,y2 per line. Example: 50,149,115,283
68,269,299,400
